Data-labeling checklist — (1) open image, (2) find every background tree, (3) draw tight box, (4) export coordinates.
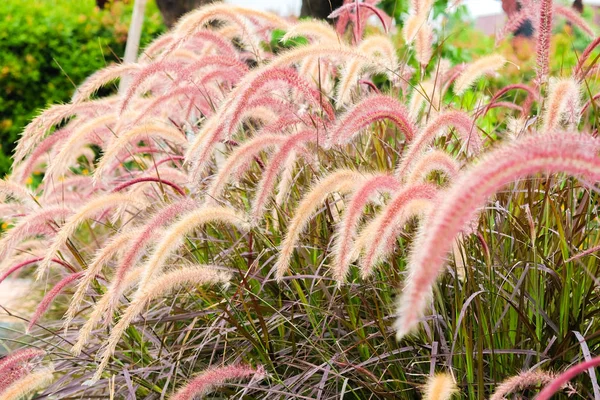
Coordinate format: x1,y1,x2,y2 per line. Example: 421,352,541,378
301,0,344,19
155,0,220,27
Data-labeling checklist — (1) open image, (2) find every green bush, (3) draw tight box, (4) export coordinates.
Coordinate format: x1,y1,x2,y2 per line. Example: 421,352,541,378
0,0,164,176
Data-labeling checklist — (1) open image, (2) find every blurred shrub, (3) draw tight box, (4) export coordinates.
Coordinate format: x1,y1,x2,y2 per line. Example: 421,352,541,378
0,0,164,176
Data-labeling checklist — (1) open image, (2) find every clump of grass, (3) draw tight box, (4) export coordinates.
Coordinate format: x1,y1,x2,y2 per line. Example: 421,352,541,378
2,1,600,398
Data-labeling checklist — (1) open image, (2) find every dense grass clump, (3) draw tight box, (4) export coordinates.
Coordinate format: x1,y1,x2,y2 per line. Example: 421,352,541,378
1,0,600,398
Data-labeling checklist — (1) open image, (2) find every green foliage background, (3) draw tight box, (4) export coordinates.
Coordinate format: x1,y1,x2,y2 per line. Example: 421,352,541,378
0,0,164,176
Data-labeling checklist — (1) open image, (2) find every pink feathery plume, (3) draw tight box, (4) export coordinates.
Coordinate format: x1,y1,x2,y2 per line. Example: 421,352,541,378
206,134,287,203
495,8,535,44
139,33,174,61
0,206,72,261
406,150,460,185
358,79,381,94
251,130,317,220
0,180,37,210
179,29,239,59
223,67,334,136
581,92,600,114
109,199,197,307
72,63,141,103
329,2,390,34
0,348,45,392
537,356,600,400
27,271,84,332
112,177,186,196
187,68,332,181
332,174,401,283
171,364,265,400
535,0,553,86
360,183,438,275
478,84,539,117
198,68,245,89
14,100,116,164
0,349,45,374
395,111,478,179
134,86,214,125
326,95,417,146
119,61,186,115
554,5,594,37
178,55,248,83
0,257,74,284
17,128,71,183
574,36,600,80
394,132,600,340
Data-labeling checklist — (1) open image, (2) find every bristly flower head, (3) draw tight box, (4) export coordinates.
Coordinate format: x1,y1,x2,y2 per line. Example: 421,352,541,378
541,78,581,132
394,132,600,340
453,54,506,95
171,364,266,400
94,265,232,383
275,169,366,281
326,95,417,147
422,373,458,400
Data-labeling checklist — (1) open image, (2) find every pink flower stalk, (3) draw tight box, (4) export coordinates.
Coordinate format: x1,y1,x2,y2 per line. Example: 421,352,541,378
0,257,74,284
198,68,245,89
360,183,438,275
394,132,600,340
0,349,45,374
27,271,84,332
110,199,197,308
535,0,553,86
171,364,265,400
119,61,186,115
94,265,233,382
184,30,239,58
574,36,600,80
537,356,600,400
95,122,188,182
478,84,539,117
177,55,248,84
223,67,334,137
256,115,309,136
0,365,29,395
581,92,600,114
187,68,332,181
541,78,581,132
72,63,141,103
495,8,535,44
454,55,506,95
251,130,317,220
206,134,287,202
554,5,594,37
38,193,144,280
490,370,560,400
41,176,98,201
44,114,116,182
0,206,72,262
415,24,433,68
14,99,116,164
139,33,174,61
134,86,214,126
329,2,390,34
326,95,417,147
405,150,460,185
332,174,401,283
395,111,479,179
16,128,71,183
0,180,37,210
0,349,45,392
275,169,365,281
112,177,186,196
